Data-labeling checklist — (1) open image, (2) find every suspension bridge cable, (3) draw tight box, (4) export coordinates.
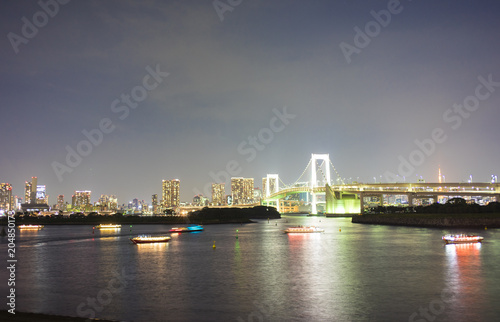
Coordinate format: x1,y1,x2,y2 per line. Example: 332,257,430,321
329,159,345,185
289,158,312,187
317,160,329,186
278,177,288,188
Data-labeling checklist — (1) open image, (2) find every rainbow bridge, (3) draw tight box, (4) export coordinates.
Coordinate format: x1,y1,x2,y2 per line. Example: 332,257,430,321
262,154,500,215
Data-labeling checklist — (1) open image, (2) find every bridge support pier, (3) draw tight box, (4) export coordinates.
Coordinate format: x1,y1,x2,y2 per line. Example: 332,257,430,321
408,193,414,207
311,193,317,214
360,192,364,214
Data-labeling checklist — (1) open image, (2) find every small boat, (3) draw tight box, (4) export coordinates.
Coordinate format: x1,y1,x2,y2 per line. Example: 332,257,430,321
284,226,324,233
18,224,44,230
442,234,484,244
96,224,121,229
169,227,189,232
170,225,204,232
130,235,171,244
186,225,204,232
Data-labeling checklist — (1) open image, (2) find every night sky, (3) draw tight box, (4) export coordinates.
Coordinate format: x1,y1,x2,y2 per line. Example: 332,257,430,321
1,0,499,205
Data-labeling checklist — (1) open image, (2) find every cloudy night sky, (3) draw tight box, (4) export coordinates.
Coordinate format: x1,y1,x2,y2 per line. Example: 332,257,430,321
1,0,499,205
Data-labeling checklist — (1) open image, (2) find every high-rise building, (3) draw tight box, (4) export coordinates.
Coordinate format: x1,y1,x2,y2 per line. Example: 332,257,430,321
24,176,38,204
56,195,65,211
15,196,22,211
152,194,159,213
98,195,117,211
30,177,37,203
36,185,48,204
193,194,208,206
139,200,148,212
24,181,32,204
162,179,180,208
0,183,14,212
212,183,225,206
72,191,91,208
23,176,40,204
231,177,254,205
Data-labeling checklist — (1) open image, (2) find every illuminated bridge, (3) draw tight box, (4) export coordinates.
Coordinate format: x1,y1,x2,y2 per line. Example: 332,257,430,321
262,154,500,215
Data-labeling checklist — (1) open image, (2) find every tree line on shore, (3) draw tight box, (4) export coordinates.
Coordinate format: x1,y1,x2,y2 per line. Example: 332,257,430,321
369,198,500,215
1,206,280,224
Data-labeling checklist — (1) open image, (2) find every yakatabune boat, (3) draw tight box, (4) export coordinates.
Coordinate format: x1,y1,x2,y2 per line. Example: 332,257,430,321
18,224,44,230
96,224,121,229
284,226,324,233
130,235,171,244
442,234,484,244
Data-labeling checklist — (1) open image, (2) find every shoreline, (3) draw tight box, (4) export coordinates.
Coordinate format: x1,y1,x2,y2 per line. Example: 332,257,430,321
0,206,280,226
352,212,500,228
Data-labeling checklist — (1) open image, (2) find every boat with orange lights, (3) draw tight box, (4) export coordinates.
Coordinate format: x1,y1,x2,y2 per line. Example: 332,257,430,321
284,226,324,233
130,235,171,244
96,224,121,229
18,224,44,230
442,234,484,244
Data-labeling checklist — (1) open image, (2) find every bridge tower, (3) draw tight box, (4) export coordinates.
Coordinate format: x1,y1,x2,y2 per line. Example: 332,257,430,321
311,154,331,214
264,174,280,210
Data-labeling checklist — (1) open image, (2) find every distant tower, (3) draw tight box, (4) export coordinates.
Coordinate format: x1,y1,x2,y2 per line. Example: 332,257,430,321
438,167,442,184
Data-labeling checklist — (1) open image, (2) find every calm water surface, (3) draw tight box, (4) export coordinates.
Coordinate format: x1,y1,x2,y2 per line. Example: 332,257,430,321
1,216,500,321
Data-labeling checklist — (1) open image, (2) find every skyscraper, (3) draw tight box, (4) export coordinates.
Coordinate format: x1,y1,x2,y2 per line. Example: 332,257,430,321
30,177,37,203
0,183,13,211
57,195,65,211
162,179,180,208
72,191,91,208
152,194,159,213
231,177,254,205
24,176,37,204
36,185,48,204
212,183,225,206
99,195,117,211
24,181,31,204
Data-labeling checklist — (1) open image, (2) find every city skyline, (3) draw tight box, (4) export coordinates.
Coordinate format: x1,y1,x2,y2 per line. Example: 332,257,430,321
2,164,499,208
1,1,500,204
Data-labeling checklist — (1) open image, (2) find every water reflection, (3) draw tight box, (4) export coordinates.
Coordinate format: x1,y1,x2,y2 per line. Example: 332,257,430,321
445,242,483,320
134,242,168,252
